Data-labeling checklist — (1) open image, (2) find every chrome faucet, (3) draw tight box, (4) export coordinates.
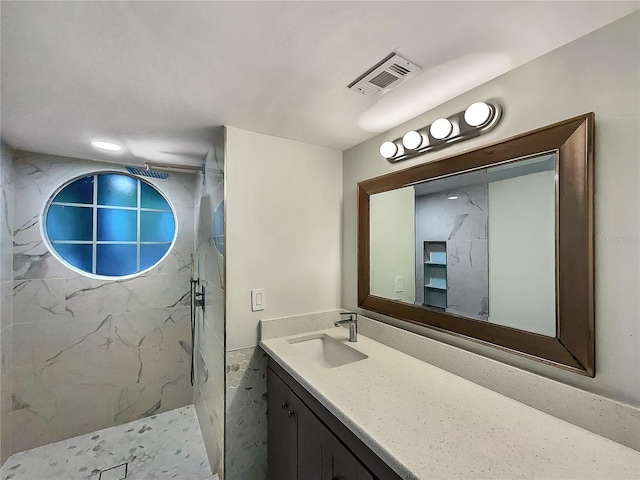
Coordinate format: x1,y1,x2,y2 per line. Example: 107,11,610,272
334,312,358,342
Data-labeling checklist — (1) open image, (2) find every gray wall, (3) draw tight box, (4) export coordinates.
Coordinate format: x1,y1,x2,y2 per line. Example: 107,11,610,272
193,130,226,479
8,151,195,454
0,144,15,466
342,13,640,407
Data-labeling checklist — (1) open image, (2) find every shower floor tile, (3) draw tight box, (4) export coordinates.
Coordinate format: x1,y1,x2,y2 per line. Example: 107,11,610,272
1,405,217,480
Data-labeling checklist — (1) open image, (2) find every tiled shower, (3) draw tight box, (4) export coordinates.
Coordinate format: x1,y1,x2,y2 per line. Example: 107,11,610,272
11,150,196,452
193,129,226,479
0,132,249,479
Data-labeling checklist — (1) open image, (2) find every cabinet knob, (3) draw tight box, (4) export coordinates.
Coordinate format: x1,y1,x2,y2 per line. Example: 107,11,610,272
287,410,295,417
281,402,288,410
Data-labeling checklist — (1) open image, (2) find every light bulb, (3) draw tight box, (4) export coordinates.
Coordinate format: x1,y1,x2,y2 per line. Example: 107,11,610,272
464,102,493,127
402,131,424,150
91,140,122,152
430,118,453,140
379,141,398,159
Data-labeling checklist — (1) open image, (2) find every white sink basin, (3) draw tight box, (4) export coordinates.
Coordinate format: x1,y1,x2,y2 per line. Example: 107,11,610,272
287,333,368,368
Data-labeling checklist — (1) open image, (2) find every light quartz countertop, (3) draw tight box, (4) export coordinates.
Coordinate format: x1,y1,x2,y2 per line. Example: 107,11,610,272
260,327,640,480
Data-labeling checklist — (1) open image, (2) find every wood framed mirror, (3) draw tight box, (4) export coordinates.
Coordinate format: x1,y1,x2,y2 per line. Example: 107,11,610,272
358,113,594,376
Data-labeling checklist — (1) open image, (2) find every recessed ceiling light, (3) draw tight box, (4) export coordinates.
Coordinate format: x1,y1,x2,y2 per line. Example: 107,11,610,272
91,140,122,152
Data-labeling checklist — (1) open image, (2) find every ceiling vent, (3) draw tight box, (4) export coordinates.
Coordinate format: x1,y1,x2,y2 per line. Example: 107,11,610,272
348,53,422,95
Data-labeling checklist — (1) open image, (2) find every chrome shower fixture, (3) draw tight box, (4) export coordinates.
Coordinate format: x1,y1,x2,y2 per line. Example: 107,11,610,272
125,162,206,179
124,165,169,179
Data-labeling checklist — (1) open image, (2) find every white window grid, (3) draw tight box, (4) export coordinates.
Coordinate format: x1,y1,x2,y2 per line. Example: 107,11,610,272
47,174,175,274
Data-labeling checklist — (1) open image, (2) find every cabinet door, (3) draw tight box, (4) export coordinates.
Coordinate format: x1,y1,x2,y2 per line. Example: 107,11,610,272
292,393,322,480
321,426,374,480
268,369,298,480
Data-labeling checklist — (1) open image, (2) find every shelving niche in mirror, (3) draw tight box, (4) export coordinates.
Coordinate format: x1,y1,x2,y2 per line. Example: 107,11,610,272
358,113,594,376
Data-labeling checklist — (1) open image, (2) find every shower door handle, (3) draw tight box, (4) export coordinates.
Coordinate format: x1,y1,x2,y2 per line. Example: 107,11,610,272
194,285,205,312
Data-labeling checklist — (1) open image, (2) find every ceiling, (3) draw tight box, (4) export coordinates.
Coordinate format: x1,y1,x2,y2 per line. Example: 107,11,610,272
1,2,637,167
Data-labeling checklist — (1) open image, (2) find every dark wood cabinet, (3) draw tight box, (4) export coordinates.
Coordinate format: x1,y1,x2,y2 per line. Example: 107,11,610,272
268,368,322,480
267,368,299,480
321,427,374,480
267,358,402,480
295,391,323,478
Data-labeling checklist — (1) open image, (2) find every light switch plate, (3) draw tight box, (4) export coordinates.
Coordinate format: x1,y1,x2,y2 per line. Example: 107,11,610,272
395,275,404,293
251,288,265,311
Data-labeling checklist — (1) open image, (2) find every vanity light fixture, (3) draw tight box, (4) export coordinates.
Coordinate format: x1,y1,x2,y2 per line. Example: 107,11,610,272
379,100,502,163
429,118,453,140
402,130,424,150
91,140,122,152
464,101,493,127
379,141,399,159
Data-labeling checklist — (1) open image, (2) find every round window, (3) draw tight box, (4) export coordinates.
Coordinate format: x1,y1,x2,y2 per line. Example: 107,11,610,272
43,172,177,278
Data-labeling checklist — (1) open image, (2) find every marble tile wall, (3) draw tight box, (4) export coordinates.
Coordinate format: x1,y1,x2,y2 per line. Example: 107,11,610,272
193,130,225,479
9,151,195,455
414,183,489,320
225,346,268,480
1,144,15,466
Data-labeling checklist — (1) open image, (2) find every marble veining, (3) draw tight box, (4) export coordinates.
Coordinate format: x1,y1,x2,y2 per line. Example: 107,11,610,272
415,183,489,318
13,279,65,323
446,239,489,320
0,405,216,480
64,275,190,318
7,152,195,456
1,144,15,466
193,139,225,480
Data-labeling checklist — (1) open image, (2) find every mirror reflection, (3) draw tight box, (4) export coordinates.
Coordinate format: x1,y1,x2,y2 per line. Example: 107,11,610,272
369,153,556,337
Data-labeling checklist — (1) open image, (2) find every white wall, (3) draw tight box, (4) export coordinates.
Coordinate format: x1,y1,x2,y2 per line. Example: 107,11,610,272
342,12,640,406
369,187,415,303
226,127,342,351
488,170,556,336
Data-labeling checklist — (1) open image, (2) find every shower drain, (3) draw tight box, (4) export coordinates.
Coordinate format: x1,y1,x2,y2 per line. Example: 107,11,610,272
98,462,128,480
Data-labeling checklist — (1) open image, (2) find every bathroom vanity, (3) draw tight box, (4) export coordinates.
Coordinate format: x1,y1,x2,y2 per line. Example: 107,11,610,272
268,358,400,480
261,321,640,480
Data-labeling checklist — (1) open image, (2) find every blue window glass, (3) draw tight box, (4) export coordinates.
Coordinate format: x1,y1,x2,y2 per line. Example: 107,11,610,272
96,244,138,276
46,205,93,241
212,201,224,255
44,172,176,278
140,244,171,270
140,182,171,210
140,211,175,242
97,208,137,241
97,174,137,207
54,176,94,204
51,243,93,272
